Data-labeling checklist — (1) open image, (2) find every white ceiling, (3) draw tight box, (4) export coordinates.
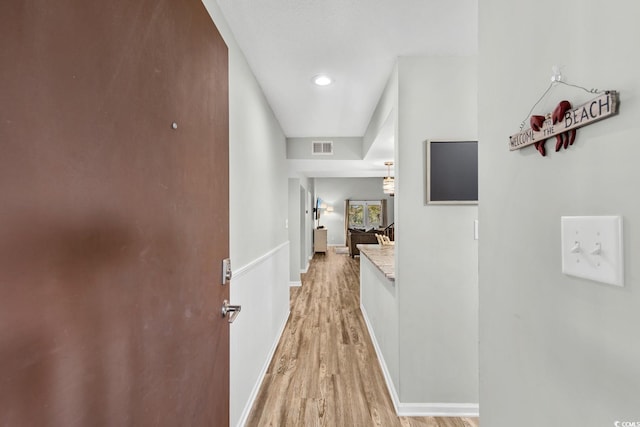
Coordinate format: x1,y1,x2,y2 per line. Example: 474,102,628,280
216,0,478,176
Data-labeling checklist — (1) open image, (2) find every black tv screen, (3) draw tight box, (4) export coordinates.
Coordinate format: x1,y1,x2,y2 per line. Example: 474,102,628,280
426,140,478,204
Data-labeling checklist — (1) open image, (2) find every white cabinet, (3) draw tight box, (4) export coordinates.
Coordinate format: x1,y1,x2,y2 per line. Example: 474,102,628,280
314,228,327,253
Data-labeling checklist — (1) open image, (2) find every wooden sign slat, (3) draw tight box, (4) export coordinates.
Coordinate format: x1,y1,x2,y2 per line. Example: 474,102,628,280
509,91,619,151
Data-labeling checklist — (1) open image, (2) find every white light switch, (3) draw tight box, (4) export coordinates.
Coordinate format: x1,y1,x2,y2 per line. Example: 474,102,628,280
561,216,624,286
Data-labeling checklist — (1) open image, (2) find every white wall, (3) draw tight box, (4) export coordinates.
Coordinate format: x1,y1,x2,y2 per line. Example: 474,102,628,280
287,176,314,281
396,56,478,405
360,256,400,401
226,244,289,427
314,177,395,245
226,52,288,268
288,179,301,283
300,186,308,271
361,58,479,415
479,1,640,426
304,185,314,266
201,3,290,426
364,66,399,157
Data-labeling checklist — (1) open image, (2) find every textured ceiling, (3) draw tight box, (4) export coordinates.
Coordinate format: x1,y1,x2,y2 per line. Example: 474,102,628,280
216,0,478,139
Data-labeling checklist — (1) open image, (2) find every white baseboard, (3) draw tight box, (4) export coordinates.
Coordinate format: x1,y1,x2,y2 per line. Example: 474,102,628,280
300,261,309,274
360,304,479,418
397,403,479,417
289,281,302,287
236,310,290,427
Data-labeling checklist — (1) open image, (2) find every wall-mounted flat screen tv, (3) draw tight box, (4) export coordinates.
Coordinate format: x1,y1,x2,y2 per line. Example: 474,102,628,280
426,140,478,205
314,197,322,220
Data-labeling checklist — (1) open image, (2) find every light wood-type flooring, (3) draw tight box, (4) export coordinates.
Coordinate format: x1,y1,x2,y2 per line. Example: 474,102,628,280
245,248,479,427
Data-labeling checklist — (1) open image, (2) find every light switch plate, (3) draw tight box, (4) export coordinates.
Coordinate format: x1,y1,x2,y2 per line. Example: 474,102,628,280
561,216,623,286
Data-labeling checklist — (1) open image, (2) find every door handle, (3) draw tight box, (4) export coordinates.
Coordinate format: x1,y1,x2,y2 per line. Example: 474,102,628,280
221,299,241,323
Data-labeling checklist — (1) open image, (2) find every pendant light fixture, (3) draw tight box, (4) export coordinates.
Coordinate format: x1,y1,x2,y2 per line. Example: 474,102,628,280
383,161,394,196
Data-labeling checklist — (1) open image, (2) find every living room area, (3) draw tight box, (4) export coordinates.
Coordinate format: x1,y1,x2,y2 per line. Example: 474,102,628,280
311,177,395,257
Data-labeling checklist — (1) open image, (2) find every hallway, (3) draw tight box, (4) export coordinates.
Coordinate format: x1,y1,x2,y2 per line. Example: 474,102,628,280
246,248,479,427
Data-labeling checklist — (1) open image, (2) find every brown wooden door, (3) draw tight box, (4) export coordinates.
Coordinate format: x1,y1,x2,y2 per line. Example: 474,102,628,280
0,0,230,425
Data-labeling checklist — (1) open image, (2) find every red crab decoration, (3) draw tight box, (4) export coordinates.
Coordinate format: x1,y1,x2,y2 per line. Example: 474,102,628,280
529,100,577,157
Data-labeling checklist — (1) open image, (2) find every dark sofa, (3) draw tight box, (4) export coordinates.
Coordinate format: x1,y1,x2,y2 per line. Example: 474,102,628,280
347,228,379,258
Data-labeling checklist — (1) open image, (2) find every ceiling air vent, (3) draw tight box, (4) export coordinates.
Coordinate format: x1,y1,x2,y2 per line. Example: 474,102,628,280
312,140,333,155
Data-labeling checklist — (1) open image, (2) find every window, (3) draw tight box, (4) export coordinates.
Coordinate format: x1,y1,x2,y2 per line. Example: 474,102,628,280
348,201,382,229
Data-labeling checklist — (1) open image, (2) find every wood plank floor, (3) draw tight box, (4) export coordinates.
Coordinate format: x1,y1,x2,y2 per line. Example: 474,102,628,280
245,248,479,427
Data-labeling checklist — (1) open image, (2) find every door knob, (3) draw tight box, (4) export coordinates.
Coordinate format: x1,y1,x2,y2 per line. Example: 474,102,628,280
221,299,241,323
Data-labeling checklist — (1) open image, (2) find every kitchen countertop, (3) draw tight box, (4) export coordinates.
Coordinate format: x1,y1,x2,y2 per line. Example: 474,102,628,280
357,244,395,281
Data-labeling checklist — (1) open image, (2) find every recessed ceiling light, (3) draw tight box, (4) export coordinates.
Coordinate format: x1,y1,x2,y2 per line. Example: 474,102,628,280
312,74,333,86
